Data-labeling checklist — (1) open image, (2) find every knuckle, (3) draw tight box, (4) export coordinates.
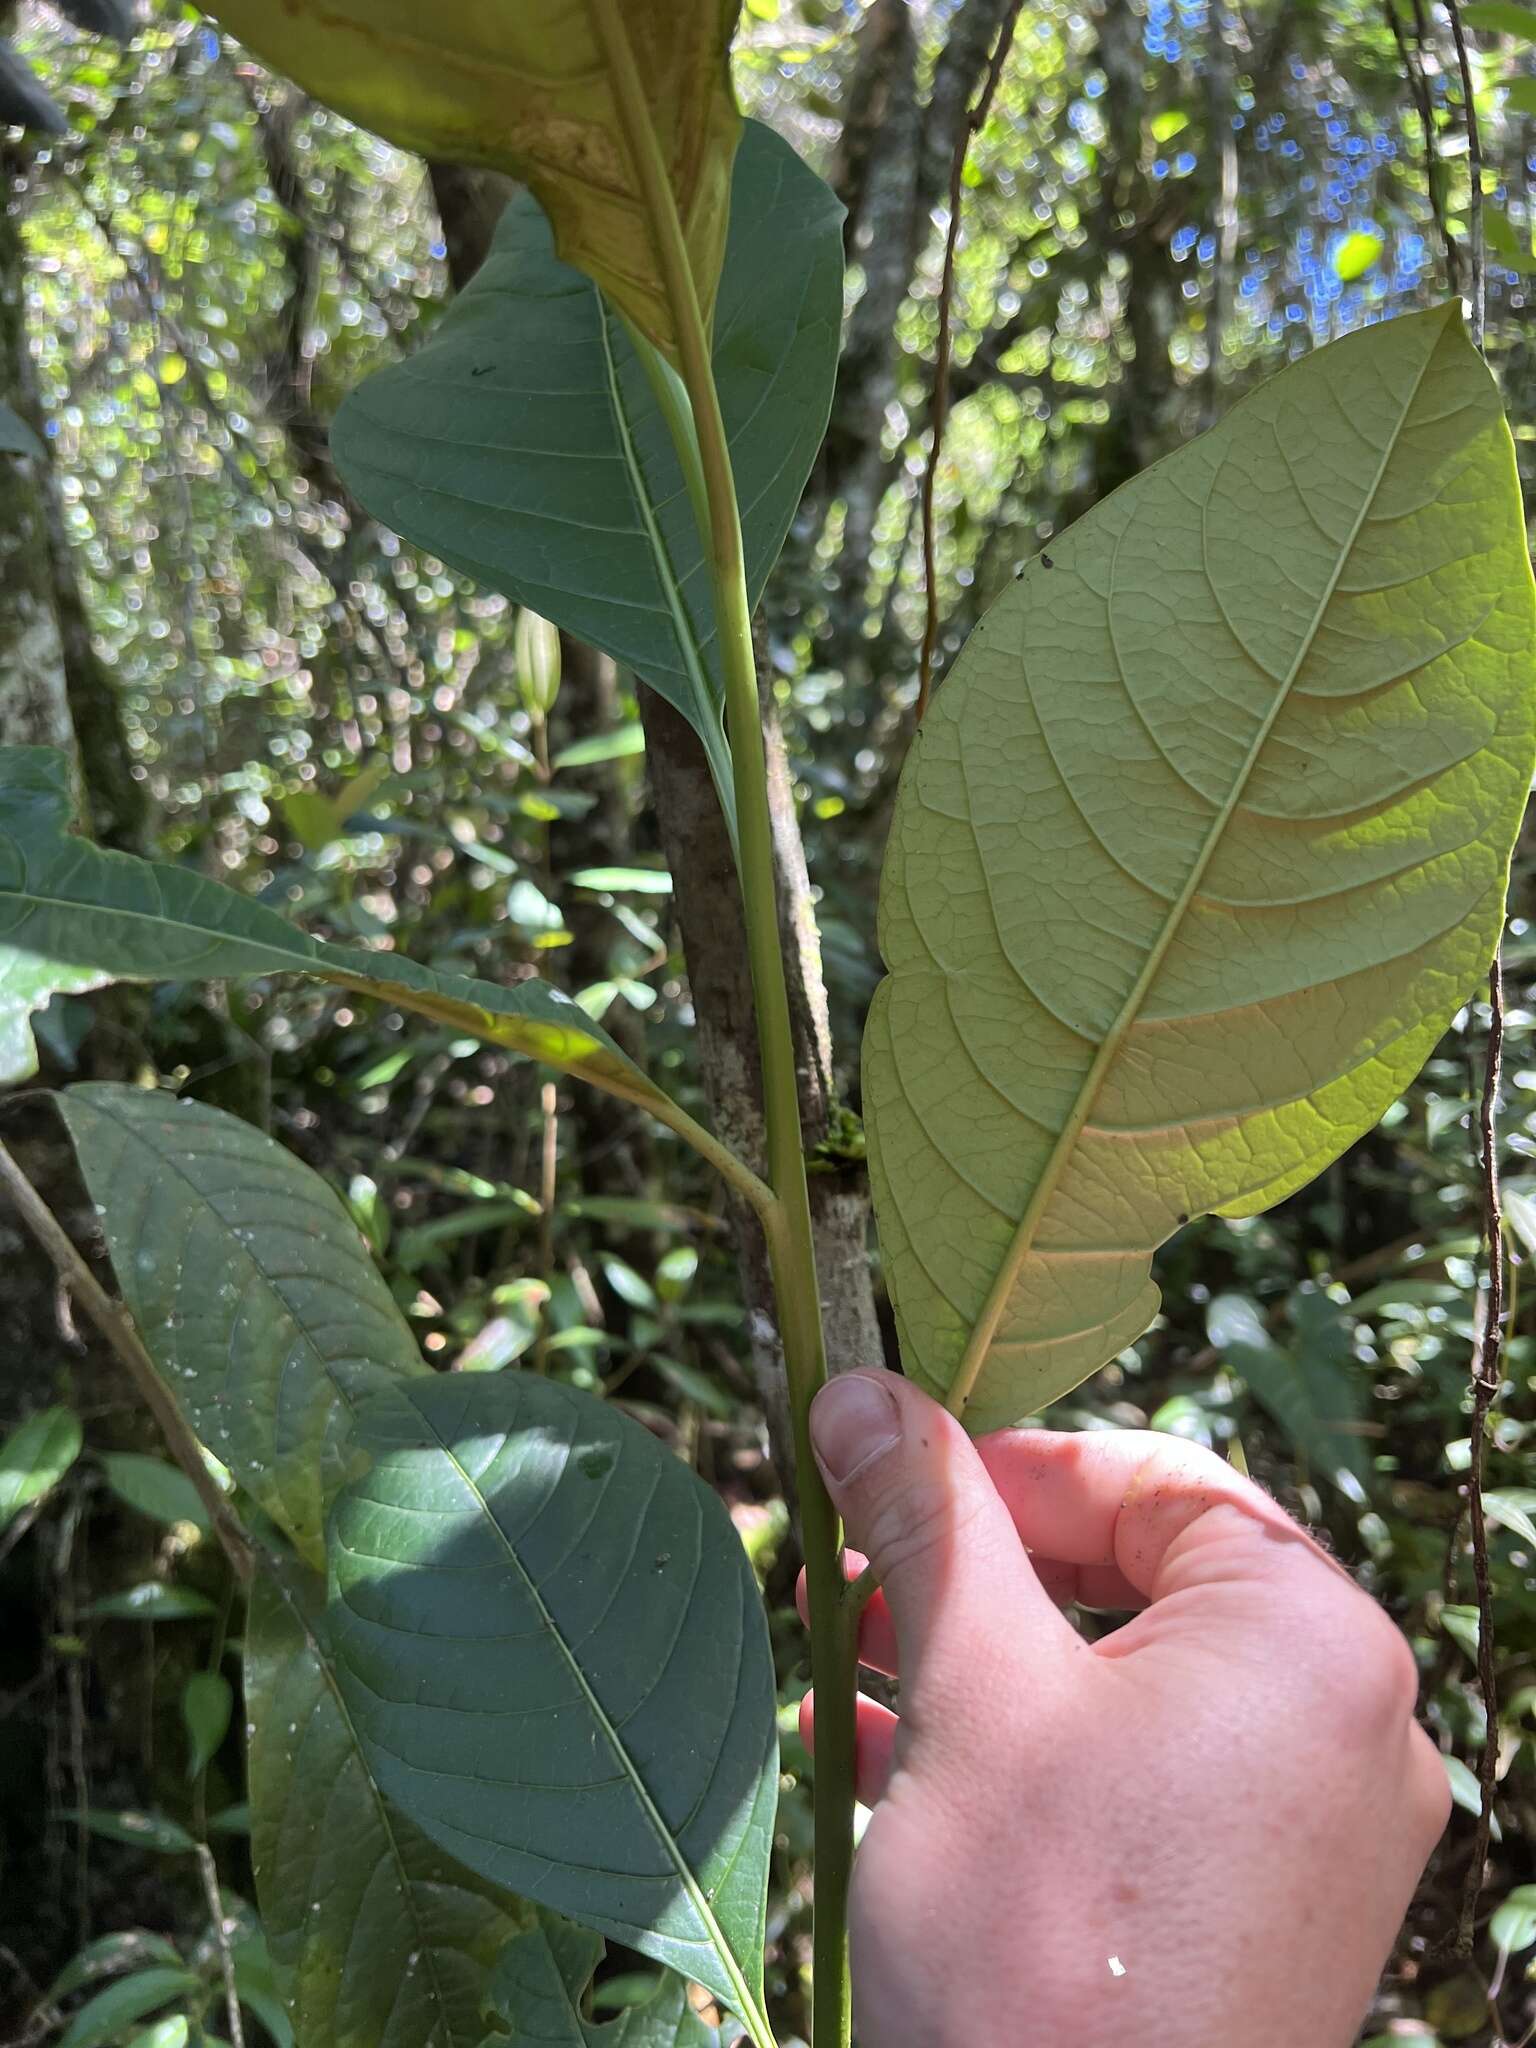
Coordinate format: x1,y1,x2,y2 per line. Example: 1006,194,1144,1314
860,1470,976,1584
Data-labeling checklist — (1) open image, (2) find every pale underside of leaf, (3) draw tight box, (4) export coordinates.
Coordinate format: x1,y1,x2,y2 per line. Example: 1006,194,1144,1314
58,1085,424,1567
865,304,1536,1431
332,121,844,836
326,1375,776,2036
0,745,659,1114
247,1566,525,2048
204,0,740,356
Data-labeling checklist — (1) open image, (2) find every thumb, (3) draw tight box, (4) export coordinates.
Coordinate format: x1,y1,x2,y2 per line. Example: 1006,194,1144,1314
809,1370,1070,1725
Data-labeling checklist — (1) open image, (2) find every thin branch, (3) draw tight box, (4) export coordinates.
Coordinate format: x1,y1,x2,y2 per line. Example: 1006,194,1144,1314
196,1843,247,2048
1382,0,1462,294
915,0,1023,724
1444,0,1485,344
0,1141,255,1584
1460,957,1505,1952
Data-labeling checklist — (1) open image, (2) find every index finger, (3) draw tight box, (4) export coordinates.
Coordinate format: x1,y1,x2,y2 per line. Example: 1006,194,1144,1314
975,1427,1347,1607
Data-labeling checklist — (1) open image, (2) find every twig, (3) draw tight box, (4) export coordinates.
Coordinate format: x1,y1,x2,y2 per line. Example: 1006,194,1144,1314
915,0,1024,724
195,1842,246,2048
1382,0,1462,293
1460,957,1505,1952
1444,0,1485,344
0,1141,255,1584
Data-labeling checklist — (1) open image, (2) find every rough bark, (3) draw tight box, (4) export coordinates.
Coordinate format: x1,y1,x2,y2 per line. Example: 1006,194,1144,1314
641,691,882,1505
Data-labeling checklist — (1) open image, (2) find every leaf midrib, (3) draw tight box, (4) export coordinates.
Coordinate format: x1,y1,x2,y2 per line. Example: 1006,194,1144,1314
948,327,1443,1415
401,1399,771,2048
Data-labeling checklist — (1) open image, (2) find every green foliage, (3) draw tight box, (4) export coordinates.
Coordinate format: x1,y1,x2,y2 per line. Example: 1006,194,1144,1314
864,306,1536,1429
482,1914,717,2047
332,122,843,827
99,1452,212,1532
203,0,743,359
0,1402,82,1531
56,1968,204,2048
246,1566,524,2048
60,1084,425,1566
327,1374,777,2035
0,748,663,1113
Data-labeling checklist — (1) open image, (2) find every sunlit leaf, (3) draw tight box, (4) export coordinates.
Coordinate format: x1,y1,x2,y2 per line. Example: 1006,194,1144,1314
332,122,843,830
203,0,742,357
328,1374,777,2037
865,306,1536,1428
481,1912,717,2046
1461,0,1536,34
1332,230,1383,281
0,1404,82,1532
60,1085,424,1568
246,1563,525,2048
1492,1884,1536,1957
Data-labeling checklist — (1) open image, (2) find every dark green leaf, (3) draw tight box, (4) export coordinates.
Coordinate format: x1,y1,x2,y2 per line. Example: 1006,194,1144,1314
50,1935,185,2003
246,1563,525,2048
328,1375,777,2039
77,1810,197,1854
182,1672,233,1778
481,1913,716,2046
101,1453,213,1533
0,397,44,457
1505,76,1536,114
58,1971,202,2048
0,749,666,1123
229,1934,293,2048
60,1085,424,1566
0,1404,82,1531
88,1583,217,1622
332,122,843,830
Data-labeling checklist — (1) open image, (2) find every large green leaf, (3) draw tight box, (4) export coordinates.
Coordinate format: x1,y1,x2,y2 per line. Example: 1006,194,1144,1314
332,120,844,828
481,1914,716,2048
58,1085,423,1567
0,747,663,1119
247,1564,525,2048
865,305,1536,1431
327,1375,777,2044
204,0,741,358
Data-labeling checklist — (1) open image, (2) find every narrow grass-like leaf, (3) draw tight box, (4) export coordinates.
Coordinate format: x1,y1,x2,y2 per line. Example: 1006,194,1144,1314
0,747,663,1120
327,1375,777,2041
203,0,739,359
481,1913,716,2047
332,122,843,828
57,1970,201,2048
58,1085,424,1567
247,1563,525,2048
865,305,1536,1429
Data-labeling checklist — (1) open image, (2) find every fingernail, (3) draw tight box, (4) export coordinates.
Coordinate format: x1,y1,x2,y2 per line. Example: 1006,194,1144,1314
811,1373,902,1485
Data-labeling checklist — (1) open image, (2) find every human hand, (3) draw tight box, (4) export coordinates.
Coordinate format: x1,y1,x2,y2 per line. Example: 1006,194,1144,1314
797,1370,1449,2048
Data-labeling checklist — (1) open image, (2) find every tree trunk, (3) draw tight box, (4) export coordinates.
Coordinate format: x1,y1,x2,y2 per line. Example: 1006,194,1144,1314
641,690,882,1507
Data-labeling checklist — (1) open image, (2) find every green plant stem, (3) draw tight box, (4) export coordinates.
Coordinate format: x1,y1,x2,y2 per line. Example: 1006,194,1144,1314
588,9,858,2041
